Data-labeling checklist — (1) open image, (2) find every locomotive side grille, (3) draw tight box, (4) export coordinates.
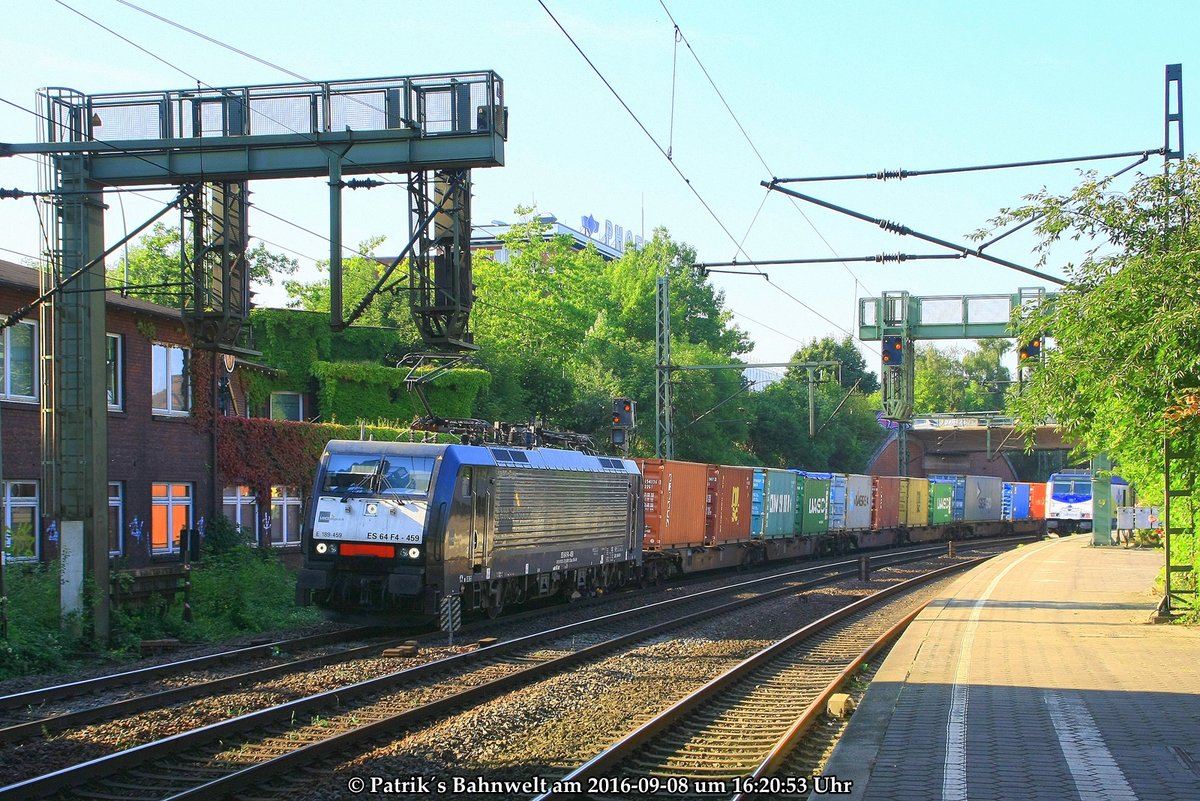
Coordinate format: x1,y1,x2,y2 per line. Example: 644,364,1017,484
492,471,633,548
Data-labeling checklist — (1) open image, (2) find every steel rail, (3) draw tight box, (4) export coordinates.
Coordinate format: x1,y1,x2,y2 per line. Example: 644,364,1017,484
0,634,404,743
0,626,378,712
532,557,987,800
156,554,967,801
0,545,982,800
728,603,927,800
0,536,1033,750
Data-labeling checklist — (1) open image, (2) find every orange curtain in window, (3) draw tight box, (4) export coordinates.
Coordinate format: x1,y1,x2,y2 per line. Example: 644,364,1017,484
151,503,169,551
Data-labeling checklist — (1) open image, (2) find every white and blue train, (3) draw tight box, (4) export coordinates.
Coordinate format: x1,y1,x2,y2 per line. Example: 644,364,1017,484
1045,470,1129,534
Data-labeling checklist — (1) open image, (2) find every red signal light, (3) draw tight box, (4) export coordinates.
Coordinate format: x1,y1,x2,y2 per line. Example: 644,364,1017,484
881,335,904,366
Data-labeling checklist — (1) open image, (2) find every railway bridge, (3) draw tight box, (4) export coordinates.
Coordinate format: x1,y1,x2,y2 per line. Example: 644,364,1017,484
869,415,1070,479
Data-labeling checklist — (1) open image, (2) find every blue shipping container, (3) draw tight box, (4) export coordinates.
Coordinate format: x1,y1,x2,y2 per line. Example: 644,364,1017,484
828,474,848,531
750,469,766,538
1002,482,1032,521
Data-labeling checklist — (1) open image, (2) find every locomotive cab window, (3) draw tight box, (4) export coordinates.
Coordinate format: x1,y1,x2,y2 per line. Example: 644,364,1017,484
321,453,435,496
1053,479,1087,497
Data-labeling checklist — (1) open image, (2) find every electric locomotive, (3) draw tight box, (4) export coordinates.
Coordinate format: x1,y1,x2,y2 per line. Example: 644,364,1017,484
296,440,643,619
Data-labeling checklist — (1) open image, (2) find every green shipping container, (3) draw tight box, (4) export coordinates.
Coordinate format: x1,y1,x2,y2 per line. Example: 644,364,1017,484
761,468,798,538
930,482,955,525
795,473,831,536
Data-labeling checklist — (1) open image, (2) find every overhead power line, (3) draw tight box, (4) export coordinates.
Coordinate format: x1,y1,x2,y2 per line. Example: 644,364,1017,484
655,0,875,298
764,181,1069,287
773,148,1165,183
114,0,310,82
537,0,863,345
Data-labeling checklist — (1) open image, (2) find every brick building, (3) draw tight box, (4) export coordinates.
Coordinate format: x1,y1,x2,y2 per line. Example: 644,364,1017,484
0,258,264,568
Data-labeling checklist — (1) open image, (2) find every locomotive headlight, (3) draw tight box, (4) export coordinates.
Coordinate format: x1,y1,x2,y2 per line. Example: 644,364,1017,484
407,547,421,559
316,542,328,555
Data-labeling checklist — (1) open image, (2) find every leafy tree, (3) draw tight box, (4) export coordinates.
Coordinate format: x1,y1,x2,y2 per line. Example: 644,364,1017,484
747,377,884,471
469,210,613,426
606,231,751,356
911,341,1013,415
283,235,415,332
912,344,966,414
786,335,879,394
962,339,1012,412
989,157,1200,501
108,223,299,309
471,211,609,366
470,210,754,460
107,223,181,307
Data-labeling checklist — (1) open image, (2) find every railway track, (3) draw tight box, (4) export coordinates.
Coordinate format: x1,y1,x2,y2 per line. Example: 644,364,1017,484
535,561,974,800
0,538,1026,752
0,627,404,741
0,626,378,714
0,543,999,801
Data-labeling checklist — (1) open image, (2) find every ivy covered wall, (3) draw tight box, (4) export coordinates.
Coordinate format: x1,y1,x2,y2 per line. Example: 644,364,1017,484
311,361,490,424
248,308,488,424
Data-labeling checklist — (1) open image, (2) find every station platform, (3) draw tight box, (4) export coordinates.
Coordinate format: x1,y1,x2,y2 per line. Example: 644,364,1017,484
815,535,1200,801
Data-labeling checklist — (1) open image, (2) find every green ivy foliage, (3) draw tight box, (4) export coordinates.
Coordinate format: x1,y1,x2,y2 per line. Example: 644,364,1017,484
249,308,437,417
251,308,421,389
310,361,491,423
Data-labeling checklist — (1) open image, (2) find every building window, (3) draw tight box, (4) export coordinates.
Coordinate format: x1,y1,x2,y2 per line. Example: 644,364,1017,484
223,485,258,536
152,343,191,414
151,482,192,553
106,334,123,410
2,481,39,560
269,392,303,421
269,486,302,545
1,320,37,401
108,482,124,556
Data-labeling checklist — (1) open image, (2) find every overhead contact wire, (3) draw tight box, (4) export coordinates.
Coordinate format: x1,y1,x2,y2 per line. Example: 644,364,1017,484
538,0,857,342
655,0,875,298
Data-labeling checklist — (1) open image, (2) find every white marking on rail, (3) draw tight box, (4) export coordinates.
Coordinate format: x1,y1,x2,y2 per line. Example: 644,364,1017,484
942,540,1054,801
1044,692,1138,801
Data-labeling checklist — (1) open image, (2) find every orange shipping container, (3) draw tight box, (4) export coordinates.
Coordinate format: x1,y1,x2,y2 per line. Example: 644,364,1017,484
1029,482,1047,520
636,459,709,549
873,476,901,529
706,465,754,544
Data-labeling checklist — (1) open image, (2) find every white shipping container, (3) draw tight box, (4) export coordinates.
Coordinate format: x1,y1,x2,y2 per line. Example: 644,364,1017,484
844,473,874,530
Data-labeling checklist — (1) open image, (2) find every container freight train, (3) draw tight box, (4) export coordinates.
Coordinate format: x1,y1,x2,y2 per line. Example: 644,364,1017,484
296,441,1046,620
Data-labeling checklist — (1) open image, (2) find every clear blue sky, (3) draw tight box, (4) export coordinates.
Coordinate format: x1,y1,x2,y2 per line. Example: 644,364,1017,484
1,1,1195,369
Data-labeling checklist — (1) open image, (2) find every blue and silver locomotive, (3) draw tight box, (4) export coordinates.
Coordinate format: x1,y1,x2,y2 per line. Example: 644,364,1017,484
296,440,643,619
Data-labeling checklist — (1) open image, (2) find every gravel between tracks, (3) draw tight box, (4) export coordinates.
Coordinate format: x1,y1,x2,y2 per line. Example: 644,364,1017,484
2,551,981,794
0,621,361,698
286,562,965,801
